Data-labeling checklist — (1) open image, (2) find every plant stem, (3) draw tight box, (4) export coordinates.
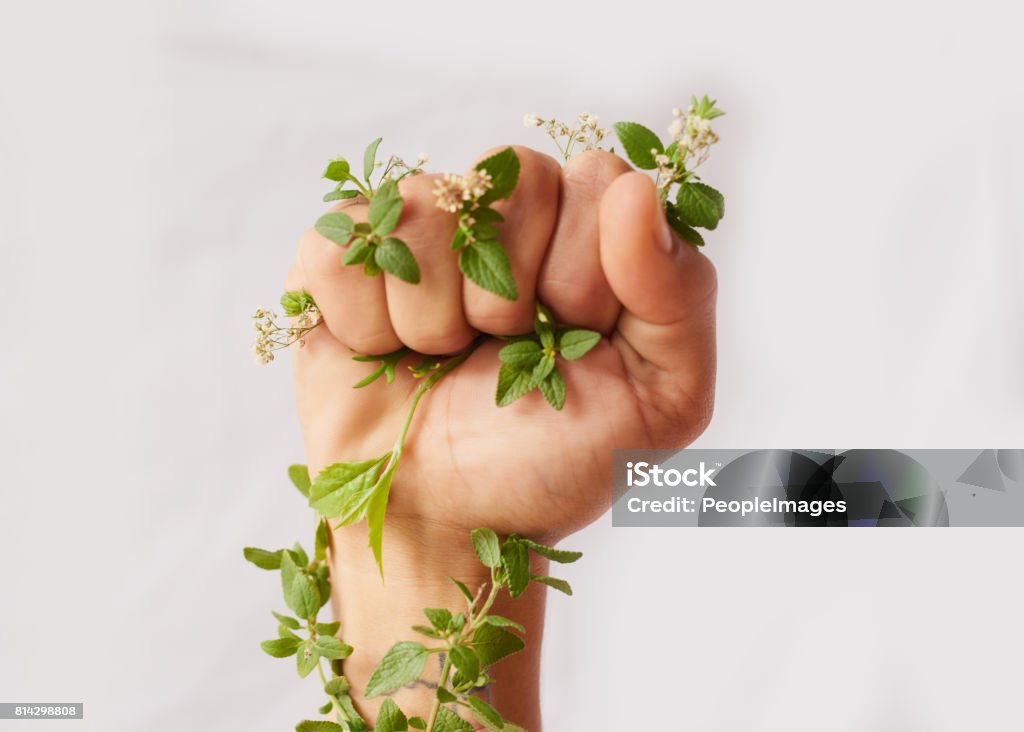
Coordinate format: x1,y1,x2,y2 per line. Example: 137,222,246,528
426,654,454,731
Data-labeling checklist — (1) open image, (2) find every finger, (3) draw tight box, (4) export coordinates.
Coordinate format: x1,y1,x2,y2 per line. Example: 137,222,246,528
383,173,477,354
599,173,718,435
462,146,561,335
297,200,402,355
537,150,630,333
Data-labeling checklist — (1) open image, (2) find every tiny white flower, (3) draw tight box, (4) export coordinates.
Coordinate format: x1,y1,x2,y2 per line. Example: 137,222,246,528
523,114,543,127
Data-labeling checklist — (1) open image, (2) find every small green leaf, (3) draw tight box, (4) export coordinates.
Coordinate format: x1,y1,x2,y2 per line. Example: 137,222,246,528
315,636,353,660
323,158,351,182
473,206,504,224
675,181,724,230
495,363,538,408
280,551,320,619
296,640,320,678
375,237,421,284
296,721,345,732
433,708,473,732
435,687,457,704
243,547,281,570
481,615,525,633
497,340,542,368
472,623,526,667
318,701,332,715
459,240,518,300
366,468,394,577
532,354,555,381
280,291,316,318
315,620,341,636
315,211,355,244
278,623,299,640
363,138,383,181
352,348,409,388
531,575,573,595
558,329,601,360
368,178,403,236
412,625,443,639
500,539,530,598
260,637,300,658
365,641,430,698
273,611,301,629
612,122,663,170
287,464,312,498
471,528,501,568
323,188,359,202
520,538,583,563
374,699,408,732
341,237,372,266
423,608,453,631
408,718,427,730
291,542,309,568
476,147,520,204
450,577,474,603
467,697,504,729
308,456,389,522
314,519,328,562
323,676,351,695
539,370,566,410
448,645,480,683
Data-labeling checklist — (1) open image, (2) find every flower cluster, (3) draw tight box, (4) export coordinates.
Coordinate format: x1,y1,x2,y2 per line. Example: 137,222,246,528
523,112,609,161
432,169,493,213
251,306,322,365
668,97,723,169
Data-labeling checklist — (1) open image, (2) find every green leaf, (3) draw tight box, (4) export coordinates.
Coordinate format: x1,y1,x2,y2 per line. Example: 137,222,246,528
612,122,663,170
412,625,443,639
318,701,332,715
308,457,389,522
472,623,525,667
423,607,453,631
260,637,300,658
296,640,320,678
363,137,383,181
315,211,355,244
314,519,328,562
323,158,351,182
287,464,312,497
448,644,480,683
476,147,520,204
473,206,504,224
558,329,601,360
500,539,530,598
435,687,457,704
375,699,408,732
481,615,525,633
675,181,725,230
539,370,567,410
323,676,351,695
467,697,504,729
296,721,345,732
459,240,518,300
497,340,542,368
433,708,473,732
315,620,341,636
278,623,299,640
352,348,409,388
520,538,582,563
531,575,573,595
375,237,421,284
532,354,555,381
243,546,281,570
365,641,430,698
315,636,353,660
368,178,403,236
495,363,539,407
280,552,320,620
471,528,501,568
273,611,301,629
323,187,359,202
313,564,331,610
450,577,474,603
408,717,427,730
366,467,395,577
280,291,316,318
341,237,372,266
291,542,309,568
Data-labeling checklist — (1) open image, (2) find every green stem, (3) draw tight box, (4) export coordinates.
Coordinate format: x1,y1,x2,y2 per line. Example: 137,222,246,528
426,654,454,731
316,663,346,722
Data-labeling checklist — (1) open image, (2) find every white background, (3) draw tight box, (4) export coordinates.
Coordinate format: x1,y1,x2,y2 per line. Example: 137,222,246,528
1,1,1022,730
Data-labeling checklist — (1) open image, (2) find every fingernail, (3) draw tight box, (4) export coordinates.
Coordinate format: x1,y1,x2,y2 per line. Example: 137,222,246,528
655,207,675,254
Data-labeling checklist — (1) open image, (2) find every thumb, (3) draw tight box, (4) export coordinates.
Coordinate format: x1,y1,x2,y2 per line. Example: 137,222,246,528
598,172,718,433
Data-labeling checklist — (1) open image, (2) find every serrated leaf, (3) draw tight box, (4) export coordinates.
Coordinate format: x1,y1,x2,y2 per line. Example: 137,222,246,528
497,340,542,368
261,637,300,658
341,237,372,266
375,237,421,284
315,211,355,244
450,576,474,603
532,355,555,381
495,363,539,408
423,607,453,631
287,464,312,497
531,575,573,595
296,640,319,678
467,697,504,729
539,369,566,410
675,181,724,230
315,636,353,660
558,329,601,360
520,538,582,563
273,611,301,629
500,540,530,598
368,178,403,236
281,552,319,619
323,158,350,182
243,546,281,570
472,623,525,667
280,291,316,318
296,721,345,732
476,147,520,204
365,641,430,698
308,456,389,522
613,122,663,170
482,615,525,633
323,188,359,202
323,676,350,695
460,240,518,300
375,699,408,732
363,137,383,181
448,644,480,683
471,528,501,568
433,708,474,732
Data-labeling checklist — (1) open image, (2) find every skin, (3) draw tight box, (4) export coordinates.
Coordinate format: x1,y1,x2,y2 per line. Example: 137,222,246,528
285,146,717,729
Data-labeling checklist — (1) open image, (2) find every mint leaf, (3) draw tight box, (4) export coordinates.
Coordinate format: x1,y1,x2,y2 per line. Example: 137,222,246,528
558,329,601,360
365,641,430,698
352,348,409,388
476,147,520,204
460,240,518,300
323,187,359,202
323,158,350,182
291,542,309,568
296,640,319,678
273,611,301,629
436,688,457,704
521,538,582,563
498,340,542,368
539,369,566,410
375,237,421,284
368,178,403,236
296,721,345,732
448,644,480,683
408,717,427,730
366,468,394,576
612,122,663,170
481,615,525,633
308,456,389,522
450,576,474,603
473,623,525,667
243,546,282,570
315,620,341,636
433,708,473,732
314,519,328,562
531,575,573,595
315,211,355,244
323,676,351,695
423,607,453,631
341,237,372,266
363,138,383,182
471,527,501,568
260,637,300,658
467,697,504,729
675,181,724,230
532,354,555,381
495,363,538,407
375,699,408,732
500,539,530,598
280,291,316,318
280,551,319,619
314,636,353,660
287,464,312,498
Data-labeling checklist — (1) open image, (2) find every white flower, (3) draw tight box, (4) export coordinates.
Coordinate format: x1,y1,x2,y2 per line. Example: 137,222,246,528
416,152,429,165
523,114,543,128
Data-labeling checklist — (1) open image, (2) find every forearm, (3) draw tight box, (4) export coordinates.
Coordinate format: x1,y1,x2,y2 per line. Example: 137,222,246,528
329,518,549,730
